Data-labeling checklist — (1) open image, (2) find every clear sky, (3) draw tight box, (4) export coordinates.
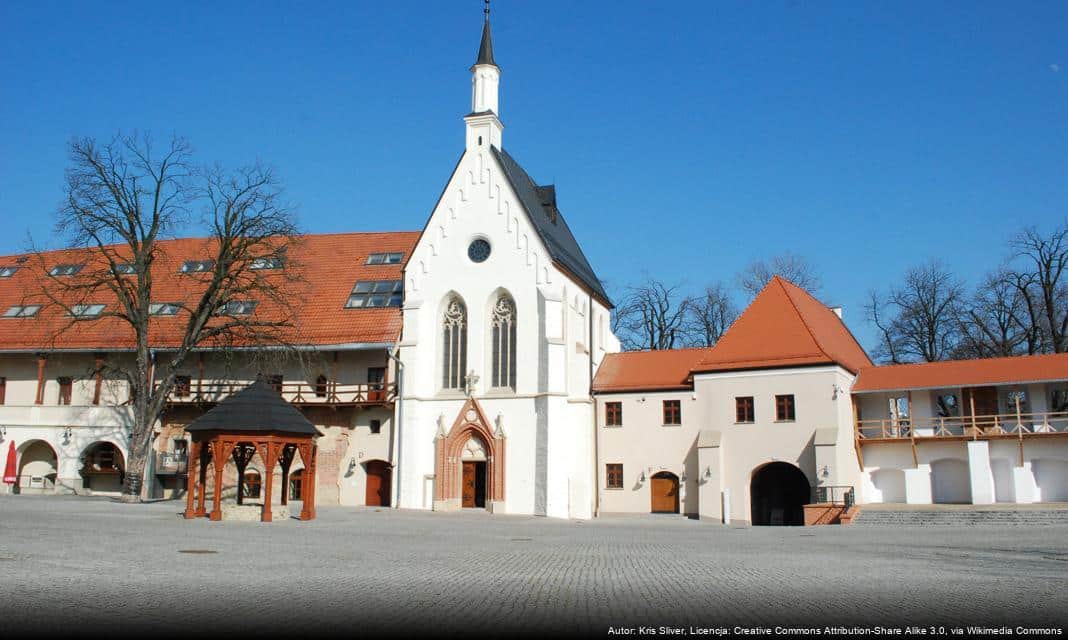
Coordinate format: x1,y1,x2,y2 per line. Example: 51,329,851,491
1,1,1065,352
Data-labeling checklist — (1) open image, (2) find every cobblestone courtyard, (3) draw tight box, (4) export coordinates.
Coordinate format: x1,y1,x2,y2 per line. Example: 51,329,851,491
1,495,1066,636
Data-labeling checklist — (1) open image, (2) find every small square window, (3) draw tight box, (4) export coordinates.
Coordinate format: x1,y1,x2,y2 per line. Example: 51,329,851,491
369,419,382,434
775,394,796,422
606,463,623,489
605,402,622,427
735,397,754,423
0,266,18,277
662,400,681,425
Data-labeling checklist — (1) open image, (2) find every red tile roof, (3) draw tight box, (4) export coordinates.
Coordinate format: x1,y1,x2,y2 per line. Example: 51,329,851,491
692,276,872,374
0,232,419,351
592,347,711,393
852,352,1068,393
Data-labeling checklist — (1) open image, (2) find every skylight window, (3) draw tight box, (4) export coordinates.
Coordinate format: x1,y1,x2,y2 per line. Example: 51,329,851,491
49,264,84,276
2,305,41,318
0,266,18,277
180,260,214,273
249,257,284,270
149,303,180,316
70,304,105,318
218,300,257,316
345,280,403,308
113,263,136,274
366,252,404,265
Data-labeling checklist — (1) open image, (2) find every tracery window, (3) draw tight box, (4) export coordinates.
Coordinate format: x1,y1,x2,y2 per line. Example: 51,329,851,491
442,296,468,390
490,294,517,390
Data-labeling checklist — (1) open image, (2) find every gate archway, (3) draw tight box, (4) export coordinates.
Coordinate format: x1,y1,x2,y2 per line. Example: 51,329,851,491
750,462,810,526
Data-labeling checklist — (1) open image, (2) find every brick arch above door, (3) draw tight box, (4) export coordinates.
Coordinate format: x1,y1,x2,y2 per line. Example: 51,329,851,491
433,397,506,512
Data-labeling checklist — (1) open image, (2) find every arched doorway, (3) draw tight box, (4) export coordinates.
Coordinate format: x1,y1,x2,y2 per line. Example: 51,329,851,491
80,442,125,494
650,471,679,513
433,398,505,512
365,460,392,507
16,440,58,494
750,462,810,526
460,435,487,509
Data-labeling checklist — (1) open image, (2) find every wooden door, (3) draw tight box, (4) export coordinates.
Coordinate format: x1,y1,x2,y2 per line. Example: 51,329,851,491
964,387,999,426
365,460,391,507
650,473,679,513
462,462,476,508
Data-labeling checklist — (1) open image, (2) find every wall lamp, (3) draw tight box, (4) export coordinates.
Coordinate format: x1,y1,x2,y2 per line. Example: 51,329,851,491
348,458,357,473
638,470,646,483
0,426,6,442
62,427,73,443
704,466,712,479
820,465,830,479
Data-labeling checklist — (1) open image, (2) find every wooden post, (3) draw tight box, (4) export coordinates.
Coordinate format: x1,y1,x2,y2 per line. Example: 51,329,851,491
196,448,208,517
35,354,46,405
260,443,276,523
210,462,224,521
197,352,204,401
184,441,200,519
331,351,339,403
301,444,317,520
93,355,103,405
969,393,978,439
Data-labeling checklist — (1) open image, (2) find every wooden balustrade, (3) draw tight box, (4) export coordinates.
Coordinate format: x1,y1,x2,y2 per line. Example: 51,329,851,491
155,380,396,407
856,411,1068,441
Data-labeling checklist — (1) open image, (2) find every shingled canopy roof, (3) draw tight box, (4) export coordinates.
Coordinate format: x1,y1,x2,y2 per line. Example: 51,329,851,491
184,381,321,436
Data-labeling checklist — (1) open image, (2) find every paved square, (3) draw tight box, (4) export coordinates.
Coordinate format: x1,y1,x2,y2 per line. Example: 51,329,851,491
1,495,1065,636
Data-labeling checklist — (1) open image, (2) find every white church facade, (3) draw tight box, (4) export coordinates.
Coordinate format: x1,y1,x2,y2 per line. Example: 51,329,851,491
1,10,1067,525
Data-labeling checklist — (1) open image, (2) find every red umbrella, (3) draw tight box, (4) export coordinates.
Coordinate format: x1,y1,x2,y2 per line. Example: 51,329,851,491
3,441,16,485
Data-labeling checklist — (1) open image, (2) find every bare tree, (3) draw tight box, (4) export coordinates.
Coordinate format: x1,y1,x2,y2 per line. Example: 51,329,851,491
684,282,738,348
1005,223,1068,353
737,252,822,297
866,260,965,363
956,271,1042,358
29,133,301,503
613,277,692,351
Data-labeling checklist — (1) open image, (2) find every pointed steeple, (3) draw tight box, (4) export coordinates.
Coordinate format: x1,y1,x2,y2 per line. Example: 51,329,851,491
473,9,497,69
465,0,503,149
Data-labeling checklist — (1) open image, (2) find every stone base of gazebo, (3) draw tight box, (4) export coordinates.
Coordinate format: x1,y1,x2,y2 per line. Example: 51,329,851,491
221,503,290,522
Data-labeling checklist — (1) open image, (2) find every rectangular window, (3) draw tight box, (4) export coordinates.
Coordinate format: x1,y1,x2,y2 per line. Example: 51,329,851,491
935,394,959,418
775,394,796,422
2,305,41,318
49,263,83,276
218,300,257,316
663,399,681,425
606,463,623,489
366,252,404,265
149,303,180,316
0,376,6,405
369,419,382,434
57,377,72,405
736,397,754,423
180,260,214,273
249,256,284,270
345,280,403,308
605,401,623,427
113,263,136,275
70,304,105,318
174,375,191,398
367,367,386,389
0,266,18,277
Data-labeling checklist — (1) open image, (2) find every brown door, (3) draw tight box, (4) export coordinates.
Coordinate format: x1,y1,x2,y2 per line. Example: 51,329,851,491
365,460,391,507
650,472,679,513
964,387,999,427
462,461,476,508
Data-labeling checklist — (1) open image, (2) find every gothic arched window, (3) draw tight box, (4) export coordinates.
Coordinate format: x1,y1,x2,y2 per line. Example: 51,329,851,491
442,296,468,390
490,293,517,389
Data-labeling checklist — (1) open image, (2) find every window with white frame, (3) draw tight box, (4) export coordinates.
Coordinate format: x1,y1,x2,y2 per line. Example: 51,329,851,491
345,281,403,308
442,295,467,390
2,305,41,318
70,304,105,318
180,260,214,273
217,300,257,316
49,263,83,276
490,293,516,389
149,303,180,316
366,252,404,265
0,266,18,277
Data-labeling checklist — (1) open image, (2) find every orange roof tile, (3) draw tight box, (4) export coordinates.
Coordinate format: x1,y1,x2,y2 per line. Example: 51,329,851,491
0,232,419,351
852,352,1068,393
693,276,872,374
592,348,711,393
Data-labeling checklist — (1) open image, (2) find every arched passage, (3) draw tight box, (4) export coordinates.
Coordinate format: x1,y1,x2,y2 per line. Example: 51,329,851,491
365,460,392,507
80,441,125,493
650,471,680,514
750,462,810,526
16,440,58,494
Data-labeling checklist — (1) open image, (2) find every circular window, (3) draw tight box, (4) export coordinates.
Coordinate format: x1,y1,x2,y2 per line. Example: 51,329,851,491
467,238,491,263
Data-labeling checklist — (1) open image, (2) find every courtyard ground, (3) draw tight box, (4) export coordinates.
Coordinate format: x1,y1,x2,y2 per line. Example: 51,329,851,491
0,495,1065,637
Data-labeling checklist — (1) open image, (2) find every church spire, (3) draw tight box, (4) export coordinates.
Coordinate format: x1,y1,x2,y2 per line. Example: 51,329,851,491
465,0,503,150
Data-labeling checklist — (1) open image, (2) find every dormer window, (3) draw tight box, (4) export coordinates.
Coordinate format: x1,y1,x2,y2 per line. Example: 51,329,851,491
113,263,136,275
218,300,257,316
49,263,84,276
70,304,105,318
0,266,18,277
149,303,180,316
2,305,41,318
180,260,214,273
345,281,403,308
366,252,404,265
249,257,284,270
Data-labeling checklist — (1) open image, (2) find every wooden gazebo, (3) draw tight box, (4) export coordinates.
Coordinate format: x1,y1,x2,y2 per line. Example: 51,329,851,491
183,380,321,522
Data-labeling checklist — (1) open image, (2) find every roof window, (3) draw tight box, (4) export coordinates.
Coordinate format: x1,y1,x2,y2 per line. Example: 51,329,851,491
0,266,18,277
218,300,257,316
180,260,214,273
249,257,284,270
149,303,181,316
70,304,105,318
49,264,84,276
2,305,41,318
366,252,404,266
113,263,136,274
345,281,403,308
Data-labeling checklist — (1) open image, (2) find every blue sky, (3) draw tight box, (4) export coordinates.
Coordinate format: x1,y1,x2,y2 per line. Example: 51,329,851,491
1,1,1065,352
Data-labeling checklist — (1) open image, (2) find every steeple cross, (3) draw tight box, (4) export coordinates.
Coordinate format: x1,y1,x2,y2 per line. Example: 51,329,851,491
484,0,490,19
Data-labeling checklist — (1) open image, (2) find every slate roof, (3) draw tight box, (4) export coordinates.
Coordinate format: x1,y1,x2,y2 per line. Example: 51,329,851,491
184,380,321,435
490,146,611,305
692,276,873,375
852,352,1068,393
0,232,419,351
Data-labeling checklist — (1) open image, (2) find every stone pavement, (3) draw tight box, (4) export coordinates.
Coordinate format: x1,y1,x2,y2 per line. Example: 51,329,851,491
0,495,1065,637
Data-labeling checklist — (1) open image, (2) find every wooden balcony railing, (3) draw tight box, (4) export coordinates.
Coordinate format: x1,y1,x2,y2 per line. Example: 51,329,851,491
156,381,397,407
856,411,1068,441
